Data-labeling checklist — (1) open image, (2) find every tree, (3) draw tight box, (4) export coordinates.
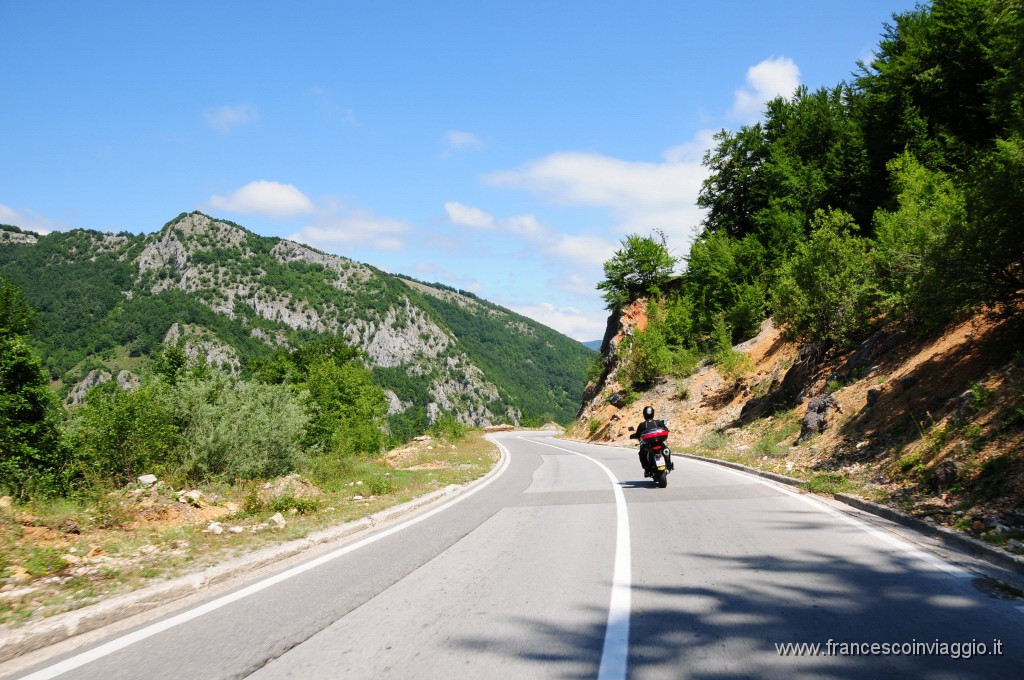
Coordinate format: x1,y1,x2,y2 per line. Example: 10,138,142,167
771,210,878,349
251,336,387,456
597,232,678,309
0,277,67,498
873,152,967,325
698,125,769,238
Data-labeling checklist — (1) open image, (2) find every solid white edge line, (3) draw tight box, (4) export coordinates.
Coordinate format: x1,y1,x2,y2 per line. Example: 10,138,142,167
526,437,631,680
684,456,973,579
22,441,513,680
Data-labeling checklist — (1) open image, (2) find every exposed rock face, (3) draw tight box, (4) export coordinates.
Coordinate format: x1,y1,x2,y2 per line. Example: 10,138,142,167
0,229,38,245
66,369,113,406
575,300,647,424
117,370,140,390
271,240,372,289
345,301,451,368
131,212,511,426
164,323,241,377
780,343,824,404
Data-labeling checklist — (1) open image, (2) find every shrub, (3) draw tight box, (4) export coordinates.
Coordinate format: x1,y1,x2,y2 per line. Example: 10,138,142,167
23,546,68,578
429,413,466,441
0,279,68,499
699,431,730,451
872,153,966,325
171,376,308,482
621,326,673,389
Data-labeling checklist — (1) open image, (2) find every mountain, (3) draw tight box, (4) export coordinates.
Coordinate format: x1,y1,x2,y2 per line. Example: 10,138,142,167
582,340,602,351
0,212,592,433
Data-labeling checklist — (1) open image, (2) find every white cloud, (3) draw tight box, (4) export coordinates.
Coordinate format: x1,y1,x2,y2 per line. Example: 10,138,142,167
205,104,258,133
548,233,618,269
729,56,801,123
663,128,718,164
0,204,60,234
503,214,546,240
289,201,413,253
508,302,608,342
208,181,315,219
484,135,710,249
444,201,494,229
443,130,483,152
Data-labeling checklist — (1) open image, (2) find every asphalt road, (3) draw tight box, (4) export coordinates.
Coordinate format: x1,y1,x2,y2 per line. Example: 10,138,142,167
13,433,1024,679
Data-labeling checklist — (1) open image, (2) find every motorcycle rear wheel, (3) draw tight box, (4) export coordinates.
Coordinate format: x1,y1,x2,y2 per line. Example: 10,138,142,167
655,469,668,488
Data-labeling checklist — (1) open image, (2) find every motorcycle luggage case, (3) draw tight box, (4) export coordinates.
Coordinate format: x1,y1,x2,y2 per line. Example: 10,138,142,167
639,426,669,444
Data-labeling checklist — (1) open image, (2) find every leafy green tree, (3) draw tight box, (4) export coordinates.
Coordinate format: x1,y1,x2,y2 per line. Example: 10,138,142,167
252,336,387,455
597,232,678,309
698,125,769,239
68,380,180,488
873,153,967,324
682,231,771,346
302,358,386,456
153,343,189,385
771,210,878,348
0,278,67,499
855,0,998,175
951,135,1024,312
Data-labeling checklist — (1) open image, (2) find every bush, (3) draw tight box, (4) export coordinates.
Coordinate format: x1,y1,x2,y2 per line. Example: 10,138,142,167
301,355,387,456
621,326,673,390
429,413,466,441
171,376,308,482
0,279,68,499
872,153,966,325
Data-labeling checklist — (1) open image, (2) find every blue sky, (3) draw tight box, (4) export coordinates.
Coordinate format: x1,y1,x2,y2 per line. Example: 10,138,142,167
1,0,918,341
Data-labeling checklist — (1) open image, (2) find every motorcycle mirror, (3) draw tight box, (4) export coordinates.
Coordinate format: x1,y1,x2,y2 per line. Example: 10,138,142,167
628,425,635,431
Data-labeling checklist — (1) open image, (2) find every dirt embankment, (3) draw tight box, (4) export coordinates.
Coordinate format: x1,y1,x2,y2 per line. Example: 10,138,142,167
570,304,1024,550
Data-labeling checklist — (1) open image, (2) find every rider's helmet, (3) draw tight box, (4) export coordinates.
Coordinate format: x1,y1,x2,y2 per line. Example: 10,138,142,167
643,405,654,420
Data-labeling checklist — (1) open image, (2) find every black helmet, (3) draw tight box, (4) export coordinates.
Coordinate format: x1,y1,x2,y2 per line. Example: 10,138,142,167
643,405,654,420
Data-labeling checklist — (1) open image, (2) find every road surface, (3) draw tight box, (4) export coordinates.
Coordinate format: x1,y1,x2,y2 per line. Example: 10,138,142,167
12,433,1024,679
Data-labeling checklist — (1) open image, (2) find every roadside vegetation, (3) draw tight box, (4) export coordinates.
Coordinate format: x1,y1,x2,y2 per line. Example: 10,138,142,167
0,408,498,627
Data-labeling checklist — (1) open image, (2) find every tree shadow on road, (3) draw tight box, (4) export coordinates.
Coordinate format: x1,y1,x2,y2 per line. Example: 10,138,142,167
453,512,1021,678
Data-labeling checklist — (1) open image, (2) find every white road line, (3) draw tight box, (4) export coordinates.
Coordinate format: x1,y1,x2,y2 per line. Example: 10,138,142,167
21,445,513,680
527,437,631,680
685,456,973,579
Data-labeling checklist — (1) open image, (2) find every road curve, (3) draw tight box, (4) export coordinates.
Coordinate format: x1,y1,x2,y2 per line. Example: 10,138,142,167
12,433,1024,679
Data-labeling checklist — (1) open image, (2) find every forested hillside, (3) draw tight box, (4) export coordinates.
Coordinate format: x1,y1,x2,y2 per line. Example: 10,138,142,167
600,0,1022,393
0,213,591,433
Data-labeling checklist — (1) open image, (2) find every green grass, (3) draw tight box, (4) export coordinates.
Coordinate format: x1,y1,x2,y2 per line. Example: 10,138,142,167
698,430,730,451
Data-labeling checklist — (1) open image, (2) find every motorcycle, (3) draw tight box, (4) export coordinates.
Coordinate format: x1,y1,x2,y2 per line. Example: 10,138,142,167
629,422,672,488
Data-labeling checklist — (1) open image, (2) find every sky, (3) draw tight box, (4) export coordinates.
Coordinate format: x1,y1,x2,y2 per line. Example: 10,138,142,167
0,0,920,342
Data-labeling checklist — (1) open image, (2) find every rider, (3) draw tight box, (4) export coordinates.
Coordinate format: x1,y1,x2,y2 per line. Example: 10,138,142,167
632,405,668,477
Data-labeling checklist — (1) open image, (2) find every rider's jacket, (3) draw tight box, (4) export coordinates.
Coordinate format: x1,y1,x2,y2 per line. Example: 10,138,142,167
632,418,667,441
